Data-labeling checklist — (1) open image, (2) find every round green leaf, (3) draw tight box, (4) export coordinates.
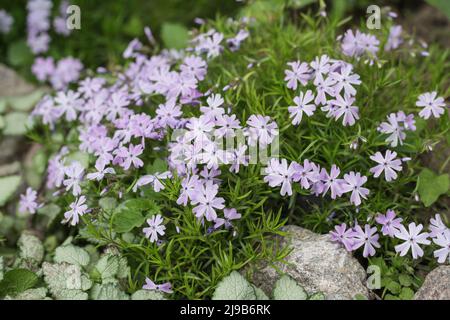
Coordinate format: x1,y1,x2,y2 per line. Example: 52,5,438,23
160,23,189,49
0,175,21,206
3,112,33,136
7,40,34,67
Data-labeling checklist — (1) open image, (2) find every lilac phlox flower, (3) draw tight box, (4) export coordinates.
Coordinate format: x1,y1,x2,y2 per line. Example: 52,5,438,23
123,38,143,59
378,113,406,147
214,208,242,229
0,10,13,34
46,149,68,188
194,30,224,59
385,25,403,51
321,164,344,199
31,95,60,129
227,29,249,51
180,88,203,105
133,171,172,192
199,167,222,185
26,0,52,54
64,195,88,226
375,209,403,237
53,0,71,36
330,64,361,97
156,99,182,128
78,77,106,98
32,57,55,81
369,150,403,182
394,222,431,259
341,29,379,60
288,90,316,125
329,223,355,251
351,224,380,257
177,175,202,206
291,159,317,190
180,55,207,81
107,90,131,122
313,72,336,106
143,278,173,294
433,229,450,263
341,171,369,206
229,144,248,173
19,187,40,214
310,54,331,78
54,90,83,121
395,111,416,131
330,94,359,126
263,158,297,196
63,161,84,196
50,57,83,90
227,29,250,52
86,159,116,181
143,214,166,243
93,137,118,164
429,214,448,238
416,91,446,120
284,60,311,90
191,181,225,221
246,114,279,147
200,93,225,119
185,115,214,146
168,72,198,99
214,113,241,138
113,144,144,170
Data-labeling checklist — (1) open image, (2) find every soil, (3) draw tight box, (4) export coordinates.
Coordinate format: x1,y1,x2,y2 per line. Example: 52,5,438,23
401,4,450,49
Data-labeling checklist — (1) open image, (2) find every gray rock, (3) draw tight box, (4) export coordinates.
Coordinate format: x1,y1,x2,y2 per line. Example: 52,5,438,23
0,64,34,97
414,266,450,300
245,225,370,300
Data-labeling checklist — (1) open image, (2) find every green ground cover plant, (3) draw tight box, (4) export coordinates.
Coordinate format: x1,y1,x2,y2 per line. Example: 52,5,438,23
0,1,449,300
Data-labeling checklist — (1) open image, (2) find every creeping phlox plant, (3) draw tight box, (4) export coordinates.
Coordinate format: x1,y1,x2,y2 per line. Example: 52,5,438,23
20,7,449,299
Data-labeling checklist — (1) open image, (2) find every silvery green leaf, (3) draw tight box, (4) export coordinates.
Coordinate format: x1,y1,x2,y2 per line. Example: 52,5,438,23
308,292,325,300
42,262,91,300
0,115,4,130
7,90,44,111
95,254,119,280
3,112,33,135
273,275,307,300
0,99,6,113
55,289,88,300
83,244,100,271
212,271,256,300
253,285,269,300
0,257,4,281
131,289,165,300
90,283,129,300
18,233,44,264
81,274,93,291
61,236,73,246
65,265,83,290
0,161,21,177
5,287,48,300
0,175,21,206
54,245,90,267
104,247,129,279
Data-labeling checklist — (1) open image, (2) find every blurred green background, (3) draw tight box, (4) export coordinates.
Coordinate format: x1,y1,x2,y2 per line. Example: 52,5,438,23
0,0,448,80
0,0,241,75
